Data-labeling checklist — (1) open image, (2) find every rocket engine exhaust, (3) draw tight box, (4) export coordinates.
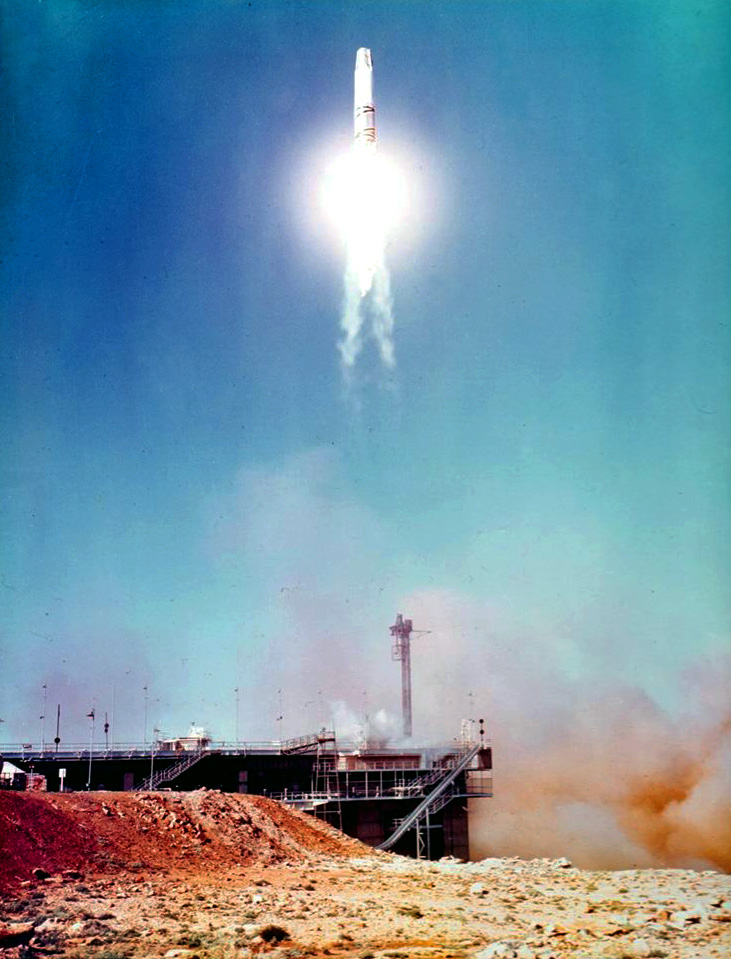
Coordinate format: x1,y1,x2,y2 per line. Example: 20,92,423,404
332,48,399,378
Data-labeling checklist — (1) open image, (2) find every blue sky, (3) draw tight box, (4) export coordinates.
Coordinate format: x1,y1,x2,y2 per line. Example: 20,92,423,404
1,0,729,749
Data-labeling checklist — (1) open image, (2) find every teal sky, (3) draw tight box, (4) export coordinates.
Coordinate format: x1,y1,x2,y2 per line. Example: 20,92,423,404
1,1,729,747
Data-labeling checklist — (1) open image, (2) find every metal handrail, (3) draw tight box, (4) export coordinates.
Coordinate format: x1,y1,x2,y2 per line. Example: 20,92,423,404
0,740,280,760
135,747,207,791
1,738,491,756
377,743,482,851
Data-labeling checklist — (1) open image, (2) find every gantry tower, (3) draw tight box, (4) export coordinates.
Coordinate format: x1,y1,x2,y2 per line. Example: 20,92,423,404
390,613,415,738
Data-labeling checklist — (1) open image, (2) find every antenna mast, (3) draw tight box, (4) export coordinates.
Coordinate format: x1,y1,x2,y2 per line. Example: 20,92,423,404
390,614,414,738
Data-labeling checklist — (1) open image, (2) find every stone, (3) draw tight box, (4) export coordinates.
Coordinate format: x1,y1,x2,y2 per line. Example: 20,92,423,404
34,918,65,934
470,882,488,896
669,907,706,927
626,939,652,957
0,923,34,947
32,867,50,880
474,941,520,959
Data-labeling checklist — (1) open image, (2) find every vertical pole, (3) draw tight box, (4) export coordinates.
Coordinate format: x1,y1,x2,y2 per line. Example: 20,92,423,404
143,685,148,747
41,684,47,753
402,632,412,738
276,688,283,744
86,709,95,789
234,687,239,745
111,684,116,751
391,615,414,740
150,728,158,787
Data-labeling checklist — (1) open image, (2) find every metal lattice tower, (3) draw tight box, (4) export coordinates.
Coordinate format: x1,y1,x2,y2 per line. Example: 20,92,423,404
390,613,414,738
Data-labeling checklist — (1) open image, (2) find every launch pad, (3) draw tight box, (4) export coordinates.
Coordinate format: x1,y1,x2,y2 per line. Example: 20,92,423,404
1,732,492,860
2,614,493,859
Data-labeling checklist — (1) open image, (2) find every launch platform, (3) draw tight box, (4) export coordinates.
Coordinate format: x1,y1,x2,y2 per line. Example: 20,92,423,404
1,732,492,860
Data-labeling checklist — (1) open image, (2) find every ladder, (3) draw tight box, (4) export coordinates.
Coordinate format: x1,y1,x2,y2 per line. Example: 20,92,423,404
311,752,342,831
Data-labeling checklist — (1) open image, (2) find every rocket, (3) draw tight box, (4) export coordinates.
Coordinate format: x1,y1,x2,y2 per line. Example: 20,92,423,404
351,48,380,297
354,48,376,152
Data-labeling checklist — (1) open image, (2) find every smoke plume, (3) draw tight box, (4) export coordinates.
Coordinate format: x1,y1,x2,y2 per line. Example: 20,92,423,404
339,253,396,374
207,455,730,871
404,589,731,872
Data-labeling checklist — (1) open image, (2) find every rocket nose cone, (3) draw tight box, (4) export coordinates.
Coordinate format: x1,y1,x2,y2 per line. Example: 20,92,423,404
355,48,372,71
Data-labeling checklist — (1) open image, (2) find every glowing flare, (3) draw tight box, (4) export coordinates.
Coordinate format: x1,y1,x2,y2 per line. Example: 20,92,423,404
322,151,405,296
325,47,401,374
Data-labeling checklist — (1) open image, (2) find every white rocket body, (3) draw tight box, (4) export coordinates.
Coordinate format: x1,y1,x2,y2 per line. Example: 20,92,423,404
354,48,376,152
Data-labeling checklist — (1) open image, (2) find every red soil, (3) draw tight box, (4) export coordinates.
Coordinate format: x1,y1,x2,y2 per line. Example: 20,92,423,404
0,789,371,894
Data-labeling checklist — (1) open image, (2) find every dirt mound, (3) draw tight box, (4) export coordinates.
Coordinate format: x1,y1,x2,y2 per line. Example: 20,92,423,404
0,790,371,893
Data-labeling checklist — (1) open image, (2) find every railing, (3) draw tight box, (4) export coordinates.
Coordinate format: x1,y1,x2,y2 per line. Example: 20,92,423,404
337,757,422,771
280,731,336,754
1,738,492,765
268,790,335,807
0,740,283,761
377,742,482,851
135,748,207,791
272,742,490,812
393,749,470,796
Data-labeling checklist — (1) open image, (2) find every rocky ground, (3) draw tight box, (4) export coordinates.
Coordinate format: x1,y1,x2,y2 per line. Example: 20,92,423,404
1,791,730,959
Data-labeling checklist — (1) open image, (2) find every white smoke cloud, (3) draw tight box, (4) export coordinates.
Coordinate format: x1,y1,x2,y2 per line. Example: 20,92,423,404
205,448,408,738
339,254,396,375
331,701,400,747
400,588,731,871
370,256,396,369
339,262,366,369
206,452,731,870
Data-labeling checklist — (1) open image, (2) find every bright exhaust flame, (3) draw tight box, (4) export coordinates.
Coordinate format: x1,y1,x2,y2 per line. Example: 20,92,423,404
322,150,405,371
323,151,404,295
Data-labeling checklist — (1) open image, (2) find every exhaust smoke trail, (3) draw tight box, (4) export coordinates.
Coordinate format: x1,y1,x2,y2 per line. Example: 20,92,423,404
370,254,396,369
329,49,402,378
339,260,366,369
339,248,396,372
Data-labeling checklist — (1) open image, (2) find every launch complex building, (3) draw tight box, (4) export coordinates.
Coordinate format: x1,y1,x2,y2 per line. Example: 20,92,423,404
1,616,493,859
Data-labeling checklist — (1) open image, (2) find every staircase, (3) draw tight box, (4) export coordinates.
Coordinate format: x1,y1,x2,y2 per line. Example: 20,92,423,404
397,750,468,797
135,748,206,791
280,730,336,754
377,742,481,851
